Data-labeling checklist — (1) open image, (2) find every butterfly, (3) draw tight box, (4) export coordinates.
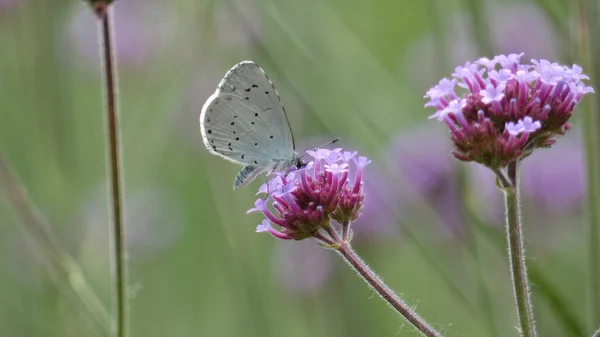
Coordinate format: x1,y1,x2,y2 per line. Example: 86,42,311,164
200,61,305,191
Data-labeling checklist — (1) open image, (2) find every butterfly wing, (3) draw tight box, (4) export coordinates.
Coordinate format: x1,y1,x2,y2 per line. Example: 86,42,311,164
200,61,296,170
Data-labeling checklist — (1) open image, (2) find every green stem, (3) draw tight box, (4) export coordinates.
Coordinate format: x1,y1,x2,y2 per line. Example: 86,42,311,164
575,0,600,330
93,3,127,337
327,239,443,337
501,162,537,337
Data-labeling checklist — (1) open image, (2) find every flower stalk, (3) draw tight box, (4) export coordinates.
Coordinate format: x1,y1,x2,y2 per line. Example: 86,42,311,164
314,225,442,337
333,238,442,337
498,162,537,337
90,1,127,336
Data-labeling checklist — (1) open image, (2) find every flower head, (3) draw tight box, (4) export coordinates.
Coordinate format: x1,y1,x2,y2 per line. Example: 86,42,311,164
250,148,369,240
425,53,594,168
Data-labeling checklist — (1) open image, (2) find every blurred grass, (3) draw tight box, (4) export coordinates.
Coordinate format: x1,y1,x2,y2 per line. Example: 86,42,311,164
576,0,600,332
0,0,597,336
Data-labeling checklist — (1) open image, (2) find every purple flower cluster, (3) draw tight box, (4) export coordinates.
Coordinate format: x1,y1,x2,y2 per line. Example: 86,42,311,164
248,148,370,240
425,53,594,168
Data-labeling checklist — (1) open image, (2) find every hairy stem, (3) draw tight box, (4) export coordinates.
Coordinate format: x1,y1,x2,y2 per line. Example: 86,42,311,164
492,168,510,189
334,242,443,337
94,3,127,337
341,221,350,241
313,232,334,246
502,162,537,337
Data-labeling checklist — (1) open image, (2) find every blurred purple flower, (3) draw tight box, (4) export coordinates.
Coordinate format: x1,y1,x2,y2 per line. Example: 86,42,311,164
67,0,175,70
391,126,454,193
388,125,464,234
403,3,558,92
79,186,184,259
521,135,587,214
0,0,18,11
351,162,400,240
272,239,335,295
470,132,587,221
487,3,558,60
469,163,504,224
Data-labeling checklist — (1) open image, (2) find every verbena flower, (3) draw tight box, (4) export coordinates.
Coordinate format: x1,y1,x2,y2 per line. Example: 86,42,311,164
248,148,369,240
425,53,594,168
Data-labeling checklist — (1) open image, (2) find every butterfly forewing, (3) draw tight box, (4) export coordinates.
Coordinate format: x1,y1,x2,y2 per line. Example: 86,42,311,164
200,61,296,168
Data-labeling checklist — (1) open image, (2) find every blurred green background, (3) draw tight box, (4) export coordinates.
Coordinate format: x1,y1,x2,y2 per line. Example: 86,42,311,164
0,0,597,336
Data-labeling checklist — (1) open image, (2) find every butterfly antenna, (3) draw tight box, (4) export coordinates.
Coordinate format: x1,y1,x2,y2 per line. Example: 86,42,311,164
302,138,340,158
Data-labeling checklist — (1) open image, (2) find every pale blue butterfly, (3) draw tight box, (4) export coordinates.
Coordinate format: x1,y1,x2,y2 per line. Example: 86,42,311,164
200,61,305,191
